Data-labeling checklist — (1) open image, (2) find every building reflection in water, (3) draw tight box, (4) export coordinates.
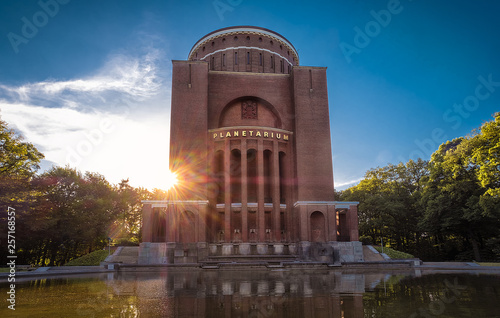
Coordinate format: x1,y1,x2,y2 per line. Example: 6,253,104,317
107,269,375,317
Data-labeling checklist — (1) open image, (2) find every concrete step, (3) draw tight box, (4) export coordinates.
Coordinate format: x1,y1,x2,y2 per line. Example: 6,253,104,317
119,247,139,256
107,246,139,264
205,255,298,263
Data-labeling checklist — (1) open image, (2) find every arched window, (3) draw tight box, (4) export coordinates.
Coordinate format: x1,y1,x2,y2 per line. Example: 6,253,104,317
230,149,241,203
247,149,258,202
310,211,326,242
214,151,224,204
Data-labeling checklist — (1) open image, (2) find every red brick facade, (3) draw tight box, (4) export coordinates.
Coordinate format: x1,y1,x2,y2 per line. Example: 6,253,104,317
140,26,361,264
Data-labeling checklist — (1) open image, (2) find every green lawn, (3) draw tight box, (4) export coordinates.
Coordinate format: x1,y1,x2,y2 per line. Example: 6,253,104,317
373,246,415,259
64,249,110,266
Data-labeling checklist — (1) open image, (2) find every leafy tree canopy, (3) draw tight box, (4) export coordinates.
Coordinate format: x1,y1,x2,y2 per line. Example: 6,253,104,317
0,118,44,176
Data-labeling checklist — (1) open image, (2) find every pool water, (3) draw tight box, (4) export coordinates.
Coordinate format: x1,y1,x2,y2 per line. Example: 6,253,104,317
1,269,499,317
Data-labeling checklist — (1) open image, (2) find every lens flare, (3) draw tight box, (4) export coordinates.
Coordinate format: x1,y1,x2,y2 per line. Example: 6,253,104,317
165,170,178,190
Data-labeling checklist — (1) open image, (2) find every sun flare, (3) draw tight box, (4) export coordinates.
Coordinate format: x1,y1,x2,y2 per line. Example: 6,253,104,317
165,170,178,190
138,168,178,191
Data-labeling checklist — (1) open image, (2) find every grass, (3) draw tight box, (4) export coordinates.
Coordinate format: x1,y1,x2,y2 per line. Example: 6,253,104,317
373,246,415,259
64,249,110,266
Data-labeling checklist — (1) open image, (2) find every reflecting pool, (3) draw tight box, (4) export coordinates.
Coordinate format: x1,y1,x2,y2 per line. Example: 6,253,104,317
1,269,499,317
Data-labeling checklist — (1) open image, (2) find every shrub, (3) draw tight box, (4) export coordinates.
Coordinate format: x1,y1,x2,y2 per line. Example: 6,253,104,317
373,246,414,259
115,238,139,246
359,235,373,245
64,250,110,266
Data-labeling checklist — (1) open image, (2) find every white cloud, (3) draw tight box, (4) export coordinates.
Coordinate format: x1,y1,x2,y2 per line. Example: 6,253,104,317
335,177,363,189
0,50,164,110
0,52,172,190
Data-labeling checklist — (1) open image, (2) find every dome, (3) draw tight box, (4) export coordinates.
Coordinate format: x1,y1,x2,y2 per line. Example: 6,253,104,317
188,26,299,73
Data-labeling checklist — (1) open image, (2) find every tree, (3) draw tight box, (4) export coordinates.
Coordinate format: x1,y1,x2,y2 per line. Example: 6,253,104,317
113,179,151,244
0,119,44,176
469,112,500,217
25,167,120,265
420,135,499,261
339,159,428,255
0,118,44,211
0,119,44,264
338,112,500,261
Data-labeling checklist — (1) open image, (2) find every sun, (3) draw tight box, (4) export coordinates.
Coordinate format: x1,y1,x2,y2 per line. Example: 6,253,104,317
139,169,178,191
164,170,178,190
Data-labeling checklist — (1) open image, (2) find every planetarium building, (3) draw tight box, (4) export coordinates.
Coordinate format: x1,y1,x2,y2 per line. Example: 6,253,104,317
139,26,362,265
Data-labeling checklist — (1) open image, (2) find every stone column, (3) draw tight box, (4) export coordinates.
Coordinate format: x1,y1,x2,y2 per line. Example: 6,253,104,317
142,203,153,242
224,140,231,242
167,205,175,242
197,204,205,242
353,294,364,317
349,205,359,241
241,139,248,242
328,205,337,241
272,140,281,242
257,139,265,242
174,206,180,242
300,206,308,241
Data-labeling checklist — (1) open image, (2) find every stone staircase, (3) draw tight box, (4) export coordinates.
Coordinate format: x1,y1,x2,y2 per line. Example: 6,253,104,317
201,254,299,267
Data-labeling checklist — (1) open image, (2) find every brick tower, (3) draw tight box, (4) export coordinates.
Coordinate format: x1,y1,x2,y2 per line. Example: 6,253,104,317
139,26,362,265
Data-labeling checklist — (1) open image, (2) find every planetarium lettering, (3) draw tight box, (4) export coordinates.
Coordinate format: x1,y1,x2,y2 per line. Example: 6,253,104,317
212,129,289,141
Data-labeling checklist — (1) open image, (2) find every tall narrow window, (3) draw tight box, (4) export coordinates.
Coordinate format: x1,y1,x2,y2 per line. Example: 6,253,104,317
247,149,258,202
247,52,250,64
259,53,262,66
211,56,215,70
280,60,284,73
270,56,274,69
234,52,238,65
222,54,226,66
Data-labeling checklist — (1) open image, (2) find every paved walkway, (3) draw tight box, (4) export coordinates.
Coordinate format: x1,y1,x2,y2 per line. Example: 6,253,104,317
0,266,111,279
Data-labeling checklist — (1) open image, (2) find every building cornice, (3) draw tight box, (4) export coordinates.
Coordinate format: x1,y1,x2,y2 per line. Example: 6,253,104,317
293,201,359,208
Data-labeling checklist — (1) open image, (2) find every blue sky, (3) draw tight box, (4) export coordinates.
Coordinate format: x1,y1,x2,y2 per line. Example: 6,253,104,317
1,0,499,190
